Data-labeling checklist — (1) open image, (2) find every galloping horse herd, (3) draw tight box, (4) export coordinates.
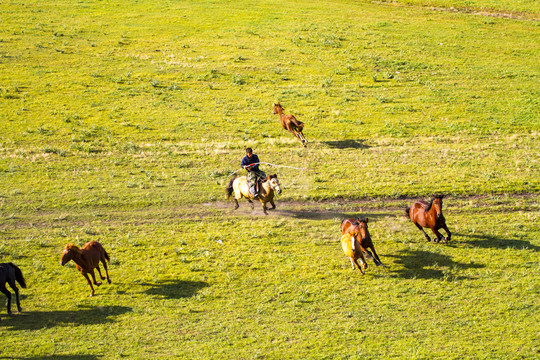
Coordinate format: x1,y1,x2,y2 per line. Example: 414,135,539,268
1,103,450,320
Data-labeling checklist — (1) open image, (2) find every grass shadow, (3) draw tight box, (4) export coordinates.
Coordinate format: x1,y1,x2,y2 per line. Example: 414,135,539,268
323,139,371,149
1,305,132,331
276,208,384,221
143,280,208,299
386,249,483,281
458,233,540,251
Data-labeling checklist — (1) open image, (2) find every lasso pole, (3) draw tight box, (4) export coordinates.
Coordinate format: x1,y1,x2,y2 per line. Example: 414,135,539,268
227,162,306,177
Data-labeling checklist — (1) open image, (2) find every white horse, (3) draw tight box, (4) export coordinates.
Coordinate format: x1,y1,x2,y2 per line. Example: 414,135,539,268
226,175,282,215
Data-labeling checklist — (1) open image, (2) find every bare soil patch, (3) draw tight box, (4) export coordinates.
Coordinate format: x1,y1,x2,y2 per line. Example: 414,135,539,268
2,194,537,231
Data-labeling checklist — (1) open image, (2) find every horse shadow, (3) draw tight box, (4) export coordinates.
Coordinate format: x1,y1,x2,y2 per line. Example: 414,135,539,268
142,280,208,299
323,139,371,149
0,356,100,360
386,249,484,281
458,233,540,251
277,208,384,221
0,305,132,331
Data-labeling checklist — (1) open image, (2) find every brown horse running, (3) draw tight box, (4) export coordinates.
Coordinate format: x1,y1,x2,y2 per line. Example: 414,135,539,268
406,195,451,243
341,218,386,273
60,241,111,296
226,175,282,215
273,103,307,147
340,233,366,274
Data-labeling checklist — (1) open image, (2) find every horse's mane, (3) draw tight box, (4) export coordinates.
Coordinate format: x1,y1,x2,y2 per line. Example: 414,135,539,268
341,218,366,227
64,243,80,252
425,195,443,212
425,198,434,212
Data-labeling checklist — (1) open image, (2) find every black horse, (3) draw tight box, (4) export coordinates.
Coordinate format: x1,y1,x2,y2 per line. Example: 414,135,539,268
0,263,27,317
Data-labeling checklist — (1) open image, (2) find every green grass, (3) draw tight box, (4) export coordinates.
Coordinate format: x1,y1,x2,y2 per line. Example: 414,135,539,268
0,0,539,358
1,197,539,358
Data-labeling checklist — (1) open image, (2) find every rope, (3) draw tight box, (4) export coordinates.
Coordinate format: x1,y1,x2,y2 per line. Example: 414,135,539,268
257,162,306,171
227,162,306,177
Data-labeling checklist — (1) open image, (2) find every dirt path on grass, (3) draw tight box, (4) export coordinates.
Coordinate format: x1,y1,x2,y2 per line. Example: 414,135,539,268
2,194,538,230
374,1,539,21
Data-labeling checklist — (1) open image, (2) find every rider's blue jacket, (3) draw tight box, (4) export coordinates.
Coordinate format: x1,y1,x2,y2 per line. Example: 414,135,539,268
241,154,260,172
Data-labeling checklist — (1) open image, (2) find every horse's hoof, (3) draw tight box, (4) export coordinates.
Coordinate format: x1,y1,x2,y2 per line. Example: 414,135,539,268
108,280,112,284
17,307,22,312
96,282,102,286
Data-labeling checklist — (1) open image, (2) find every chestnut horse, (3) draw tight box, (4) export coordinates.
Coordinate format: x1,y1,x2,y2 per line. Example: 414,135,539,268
273,103,307,147
0,263,26,317
226,174,282,215
341,218,386,273
406,195,451,243
60,241,111,296
340,233,366,274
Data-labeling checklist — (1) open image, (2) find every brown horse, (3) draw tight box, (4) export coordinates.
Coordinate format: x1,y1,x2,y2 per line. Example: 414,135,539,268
406,195,451,243
226,174,282,215
340,233,366,274
60,241,111,296
341,218,386,273
273,103,307,147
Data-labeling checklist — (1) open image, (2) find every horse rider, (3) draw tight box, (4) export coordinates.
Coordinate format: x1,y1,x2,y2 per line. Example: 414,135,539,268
241,148,266,199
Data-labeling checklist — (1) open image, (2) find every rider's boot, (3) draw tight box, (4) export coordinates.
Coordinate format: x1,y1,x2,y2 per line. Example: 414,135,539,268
250,185,259,199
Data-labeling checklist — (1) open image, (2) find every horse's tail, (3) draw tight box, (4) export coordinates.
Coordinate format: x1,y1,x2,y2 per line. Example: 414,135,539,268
226,176,237,199
405,207,411,219
290,116,304,130
9,263,27,288
103,248,110,263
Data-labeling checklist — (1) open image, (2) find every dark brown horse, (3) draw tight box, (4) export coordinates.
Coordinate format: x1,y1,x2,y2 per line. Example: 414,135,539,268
341,218,386,272
273,103,307,147
0,263,26,317
406,195,451,243
60,241,111,296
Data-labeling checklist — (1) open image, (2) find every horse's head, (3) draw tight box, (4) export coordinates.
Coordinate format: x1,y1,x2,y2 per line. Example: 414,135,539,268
346,218,370,244
273,103,283,114
432,195,444,219
267,174,281,194
60,244,76,266
356,218,371,243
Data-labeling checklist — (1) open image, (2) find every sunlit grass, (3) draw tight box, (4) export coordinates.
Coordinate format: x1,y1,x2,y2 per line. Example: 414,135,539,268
0,0,538,358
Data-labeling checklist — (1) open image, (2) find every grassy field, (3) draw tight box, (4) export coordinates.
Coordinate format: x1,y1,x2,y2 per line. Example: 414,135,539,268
1,0,539,358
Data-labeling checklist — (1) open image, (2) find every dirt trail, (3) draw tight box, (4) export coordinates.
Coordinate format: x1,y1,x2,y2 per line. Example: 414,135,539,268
374,1,539,21
2,194,537,230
